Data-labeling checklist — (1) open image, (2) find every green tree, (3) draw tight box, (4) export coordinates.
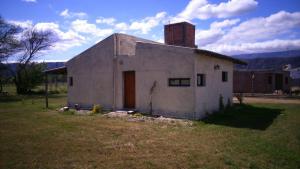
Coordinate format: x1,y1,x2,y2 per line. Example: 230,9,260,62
15,63,45,93
0,16,22,92
0,16,21,62
13,28,57,94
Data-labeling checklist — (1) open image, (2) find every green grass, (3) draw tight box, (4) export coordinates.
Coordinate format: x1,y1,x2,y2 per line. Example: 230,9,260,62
0,93,300,169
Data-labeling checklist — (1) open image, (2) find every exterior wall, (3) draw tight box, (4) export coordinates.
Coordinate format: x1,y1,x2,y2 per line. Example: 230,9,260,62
115,42,196,119
194,55,234,118
233,70,291,93
66,35,115,109
116,33,156,56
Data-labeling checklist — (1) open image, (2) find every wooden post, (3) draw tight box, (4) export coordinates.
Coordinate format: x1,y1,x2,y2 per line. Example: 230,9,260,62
45,73,48,108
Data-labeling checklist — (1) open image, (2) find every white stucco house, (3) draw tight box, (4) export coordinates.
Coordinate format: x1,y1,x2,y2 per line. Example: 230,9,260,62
66,22,245,119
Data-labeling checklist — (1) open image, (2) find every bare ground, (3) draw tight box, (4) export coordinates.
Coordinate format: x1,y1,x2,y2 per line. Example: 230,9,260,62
234,97,300,104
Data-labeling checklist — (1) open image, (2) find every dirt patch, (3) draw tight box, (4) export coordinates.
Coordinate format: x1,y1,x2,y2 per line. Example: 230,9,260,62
104,111,193,126
234,97,300,104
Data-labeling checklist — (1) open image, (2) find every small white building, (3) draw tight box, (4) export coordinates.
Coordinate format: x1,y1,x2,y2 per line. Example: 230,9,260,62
66,22,245,119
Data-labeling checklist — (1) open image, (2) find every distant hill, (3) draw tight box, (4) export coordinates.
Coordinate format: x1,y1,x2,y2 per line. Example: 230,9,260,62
233,50,300,70
1,62,65,78
5,62,65,72
234,50,300,59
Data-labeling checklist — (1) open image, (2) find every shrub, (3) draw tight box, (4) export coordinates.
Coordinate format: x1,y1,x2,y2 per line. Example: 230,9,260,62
236,93,244,104
133,113,143,117
92,104,102,114
226,98,231,109
219,94,224,112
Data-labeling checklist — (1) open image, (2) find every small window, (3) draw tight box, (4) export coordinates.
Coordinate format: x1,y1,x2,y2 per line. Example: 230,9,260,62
222,71,228,82
197,74,206,86
268,76,272,84
285,77,289,84
69,77,73,86
169,78,190,87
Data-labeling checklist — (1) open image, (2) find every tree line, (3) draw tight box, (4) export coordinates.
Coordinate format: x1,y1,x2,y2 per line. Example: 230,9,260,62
0,16,58,94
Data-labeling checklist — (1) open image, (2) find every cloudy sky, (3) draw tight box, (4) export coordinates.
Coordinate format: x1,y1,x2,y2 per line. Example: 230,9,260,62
1,0,300,61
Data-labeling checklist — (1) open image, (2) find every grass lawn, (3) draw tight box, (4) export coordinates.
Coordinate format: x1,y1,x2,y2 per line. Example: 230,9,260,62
0,93,300,169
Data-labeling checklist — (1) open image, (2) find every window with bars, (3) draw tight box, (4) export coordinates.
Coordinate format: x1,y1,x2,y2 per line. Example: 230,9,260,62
168,78,190,87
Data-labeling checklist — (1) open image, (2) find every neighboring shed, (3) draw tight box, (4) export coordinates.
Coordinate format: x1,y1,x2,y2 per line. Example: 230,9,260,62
233,69,291,94
44,66,67,108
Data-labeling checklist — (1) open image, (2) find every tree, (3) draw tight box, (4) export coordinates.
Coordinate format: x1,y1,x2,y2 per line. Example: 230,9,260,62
0,16,21,62
0,16,21,92
13,28,57,94
14,63,45,93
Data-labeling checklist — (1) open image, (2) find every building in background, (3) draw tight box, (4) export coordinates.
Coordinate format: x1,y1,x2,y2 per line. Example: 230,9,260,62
233,70,291,93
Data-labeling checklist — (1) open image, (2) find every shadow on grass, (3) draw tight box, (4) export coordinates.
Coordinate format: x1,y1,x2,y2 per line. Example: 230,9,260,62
0,93,66,103
203,104,283,130
0,94,23,102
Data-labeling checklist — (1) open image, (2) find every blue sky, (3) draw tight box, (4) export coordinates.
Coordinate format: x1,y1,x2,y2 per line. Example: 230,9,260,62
1,0,300,61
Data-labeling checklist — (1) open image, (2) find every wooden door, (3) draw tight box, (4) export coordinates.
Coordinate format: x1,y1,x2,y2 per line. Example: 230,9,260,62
123,71,135,108
275,73,283,90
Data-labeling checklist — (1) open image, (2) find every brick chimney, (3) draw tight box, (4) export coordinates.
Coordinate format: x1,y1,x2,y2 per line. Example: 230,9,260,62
164,22,196,48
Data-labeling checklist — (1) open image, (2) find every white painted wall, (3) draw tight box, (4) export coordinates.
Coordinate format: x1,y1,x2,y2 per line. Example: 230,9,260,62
194,55,234,118
115,42,196,119
66,35,115,109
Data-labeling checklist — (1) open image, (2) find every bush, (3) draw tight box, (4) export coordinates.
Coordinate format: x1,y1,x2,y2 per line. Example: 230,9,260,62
219,94,224,111
236,93,244,104
92,104,102,114
226,98,231,109
133,113,143,117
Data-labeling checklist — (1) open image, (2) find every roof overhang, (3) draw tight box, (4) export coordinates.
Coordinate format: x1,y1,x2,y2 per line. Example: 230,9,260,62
194,49,247,65
44,66,67,74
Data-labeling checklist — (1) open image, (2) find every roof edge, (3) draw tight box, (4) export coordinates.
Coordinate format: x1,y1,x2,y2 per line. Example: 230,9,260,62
194,49,247,65
44,66,67,74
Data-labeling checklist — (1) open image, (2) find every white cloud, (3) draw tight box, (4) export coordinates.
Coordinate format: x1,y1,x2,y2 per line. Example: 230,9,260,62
210,19,240,29
95,12,168,34
196,29,224,46
205,39,300,54
60,9,69,17
71,19,113,37
156,39,164,43
34,22,86,51
177,0,258,21
114,22,129,31
22,0,36,3
196,11,300,54
219,11,300,43
196,19,240,46
8,20,33,28
128,12,167,34
96,17,116,25
60,9,87,19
